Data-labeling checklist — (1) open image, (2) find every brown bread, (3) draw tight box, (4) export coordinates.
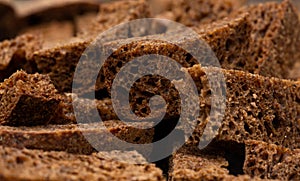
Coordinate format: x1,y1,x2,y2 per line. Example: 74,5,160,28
169,146,275,181
186,65,300,149
244,140,300,180
77,0,151,39
30,0,151,93
0,145,164,181
0,120,154,155
102,13,251,118
0,70,64,126
242,0,300,78
155,0,245,26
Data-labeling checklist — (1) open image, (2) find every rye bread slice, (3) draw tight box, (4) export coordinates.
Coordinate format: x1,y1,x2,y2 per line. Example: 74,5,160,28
242,0,300,79
0,145,164,181
101,13,251,119
114,64,299,149
0,70,64,126
0,120,154,155
30,0,151,93
185,65,300,149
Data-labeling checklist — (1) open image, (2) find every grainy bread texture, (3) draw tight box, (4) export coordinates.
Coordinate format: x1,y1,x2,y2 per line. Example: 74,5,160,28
192,13,252,71
101,13,251,118
186,65,300,149
77,0,151,39
243,0,300,78
125,63,299,149
169,146,230,181
30,0,151,93
0,120,154,155
0,71,66,126
244,140,300,180
0,34,42,81
0,146,164,181
169,146,274,181
31,40,90,93
155,0,245,26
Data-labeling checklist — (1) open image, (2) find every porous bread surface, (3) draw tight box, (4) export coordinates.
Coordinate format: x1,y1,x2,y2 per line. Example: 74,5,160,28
110,1,300,150
244,140,300,180
242,0,300,78
77,0,151,39
100,13,251,119
30,0,151,94
30,5,250,96
187,65,300,149
170,147,229,181
157,0,245,26
31,40,90,93
169,146,275,181
103,12,251,89
0,145,164,181
0,34,42,81
0,120,154,155
0,70,65,126
192,12,252,72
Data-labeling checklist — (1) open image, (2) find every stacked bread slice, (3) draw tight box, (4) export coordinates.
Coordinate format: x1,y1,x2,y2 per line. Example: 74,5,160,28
0,0,299,180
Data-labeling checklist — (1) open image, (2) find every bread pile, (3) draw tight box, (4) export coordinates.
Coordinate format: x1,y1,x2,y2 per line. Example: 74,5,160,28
0,0,299,180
